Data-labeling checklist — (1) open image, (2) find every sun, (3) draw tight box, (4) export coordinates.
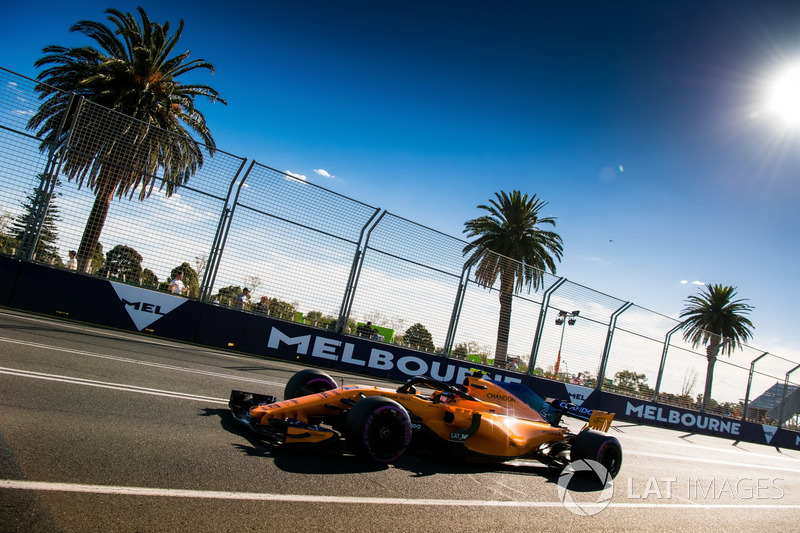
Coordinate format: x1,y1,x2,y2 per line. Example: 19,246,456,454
767,65,800,127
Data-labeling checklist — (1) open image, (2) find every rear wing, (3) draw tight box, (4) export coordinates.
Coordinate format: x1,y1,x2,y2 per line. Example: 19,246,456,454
584,410,615,432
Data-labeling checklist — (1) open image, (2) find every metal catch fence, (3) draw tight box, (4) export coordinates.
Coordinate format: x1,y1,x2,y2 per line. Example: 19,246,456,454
1,65,797,429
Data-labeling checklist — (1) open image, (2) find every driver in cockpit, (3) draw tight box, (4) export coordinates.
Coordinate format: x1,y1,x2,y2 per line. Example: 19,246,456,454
432,390,456,404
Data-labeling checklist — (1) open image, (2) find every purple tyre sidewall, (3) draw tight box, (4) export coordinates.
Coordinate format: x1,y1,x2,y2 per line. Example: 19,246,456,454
305,377,336,391
593,437,622,477
361,404,412,462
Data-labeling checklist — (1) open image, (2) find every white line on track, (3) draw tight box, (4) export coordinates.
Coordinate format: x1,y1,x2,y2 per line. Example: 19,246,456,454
0,335,283,387
0,367,228,404
623,449,800,474
615,433,800,464
1,480,799,509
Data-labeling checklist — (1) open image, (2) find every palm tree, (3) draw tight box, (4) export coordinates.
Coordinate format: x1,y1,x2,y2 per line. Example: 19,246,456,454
679,284,754,413
27,7,226,272
463,190,563,367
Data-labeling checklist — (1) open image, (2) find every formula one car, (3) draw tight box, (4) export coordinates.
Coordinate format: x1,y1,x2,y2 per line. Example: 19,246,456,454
229,368,622,478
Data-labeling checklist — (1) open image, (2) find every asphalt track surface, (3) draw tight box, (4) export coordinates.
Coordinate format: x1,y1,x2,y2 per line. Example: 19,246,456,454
1,309,799,533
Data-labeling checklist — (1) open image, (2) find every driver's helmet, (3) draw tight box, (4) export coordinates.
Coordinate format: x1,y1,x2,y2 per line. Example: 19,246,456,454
438,391,456,404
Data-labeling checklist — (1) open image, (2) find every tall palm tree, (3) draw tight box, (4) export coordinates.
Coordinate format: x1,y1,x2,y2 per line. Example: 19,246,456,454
679,284,754,413
463,190,563,367
27,7,226,272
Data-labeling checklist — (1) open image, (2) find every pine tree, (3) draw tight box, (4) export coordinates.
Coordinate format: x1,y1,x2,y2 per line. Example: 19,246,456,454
0,211,18,255
11,177,62,265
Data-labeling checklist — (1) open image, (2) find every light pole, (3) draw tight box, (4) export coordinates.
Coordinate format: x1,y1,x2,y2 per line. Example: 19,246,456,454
554,310,579,379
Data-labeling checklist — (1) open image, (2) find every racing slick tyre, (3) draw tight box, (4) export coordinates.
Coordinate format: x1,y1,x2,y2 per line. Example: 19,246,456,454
569,429,623,479
284,369,337,400
345,396,412,463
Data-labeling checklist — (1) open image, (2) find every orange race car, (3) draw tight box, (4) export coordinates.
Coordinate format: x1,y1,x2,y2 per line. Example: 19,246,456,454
229,368,622,478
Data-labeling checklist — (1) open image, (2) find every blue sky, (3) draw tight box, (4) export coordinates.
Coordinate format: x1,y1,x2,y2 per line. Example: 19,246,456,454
3,1,800,363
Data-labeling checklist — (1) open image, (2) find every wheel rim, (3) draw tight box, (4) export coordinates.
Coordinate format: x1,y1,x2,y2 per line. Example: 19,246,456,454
365,407,410,461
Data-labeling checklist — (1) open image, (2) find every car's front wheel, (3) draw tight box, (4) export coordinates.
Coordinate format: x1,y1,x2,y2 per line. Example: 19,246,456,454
284,368,337,400
345,396,412,463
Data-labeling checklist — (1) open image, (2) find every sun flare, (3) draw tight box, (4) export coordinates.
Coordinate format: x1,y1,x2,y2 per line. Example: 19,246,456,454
767,65,800,127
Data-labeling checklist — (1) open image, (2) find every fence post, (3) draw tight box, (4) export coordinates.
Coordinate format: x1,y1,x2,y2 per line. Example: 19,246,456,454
778,363,800,428
200,159,251,301
442,263,472,356
19,93,76,262
595,301,633,391
336,209,384,333
527,277,566,374
652,323,683,402
741,352,769,422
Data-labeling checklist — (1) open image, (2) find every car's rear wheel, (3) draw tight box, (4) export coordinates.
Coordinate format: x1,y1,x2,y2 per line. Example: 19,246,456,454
570,429,623,479
284,368,337,400
345,396,412,463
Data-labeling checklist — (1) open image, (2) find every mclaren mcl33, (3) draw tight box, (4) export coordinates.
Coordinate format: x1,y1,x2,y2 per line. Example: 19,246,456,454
230,369,622,478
